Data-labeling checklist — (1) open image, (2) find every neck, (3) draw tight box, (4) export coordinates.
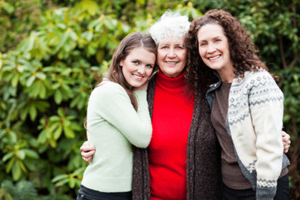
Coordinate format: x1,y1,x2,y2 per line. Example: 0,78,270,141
157,70,186,88
217,68,235,83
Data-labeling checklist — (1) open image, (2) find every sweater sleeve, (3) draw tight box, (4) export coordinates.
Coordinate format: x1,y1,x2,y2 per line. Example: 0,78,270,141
248,71,284,199
90,82,152,148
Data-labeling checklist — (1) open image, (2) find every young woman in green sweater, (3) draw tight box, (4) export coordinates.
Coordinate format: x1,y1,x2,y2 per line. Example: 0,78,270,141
77,32,157,200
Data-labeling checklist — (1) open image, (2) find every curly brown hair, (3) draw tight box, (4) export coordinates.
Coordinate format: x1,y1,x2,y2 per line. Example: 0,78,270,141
185,9,270,98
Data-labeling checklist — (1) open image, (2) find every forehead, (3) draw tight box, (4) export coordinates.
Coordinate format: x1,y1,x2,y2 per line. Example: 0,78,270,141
197,24,225,40
126,47,155,62
158,35,186,46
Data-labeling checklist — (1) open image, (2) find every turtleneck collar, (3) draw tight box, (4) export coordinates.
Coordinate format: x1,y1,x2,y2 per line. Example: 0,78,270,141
156,70,186,89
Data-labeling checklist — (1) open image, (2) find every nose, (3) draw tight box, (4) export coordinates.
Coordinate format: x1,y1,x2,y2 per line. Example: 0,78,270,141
207,44,216,53
167,48,176,58
137,66,146,75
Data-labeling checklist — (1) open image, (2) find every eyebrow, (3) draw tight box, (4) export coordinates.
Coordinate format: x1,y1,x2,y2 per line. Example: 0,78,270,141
133,58,155,65
199,36,221,42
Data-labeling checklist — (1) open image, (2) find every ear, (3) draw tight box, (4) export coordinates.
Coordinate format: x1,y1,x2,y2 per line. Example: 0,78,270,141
119,60,124,67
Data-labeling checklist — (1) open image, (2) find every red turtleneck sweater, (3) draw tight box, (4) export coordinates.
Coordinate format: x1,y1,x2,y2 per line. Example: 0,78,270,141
148,71,194,200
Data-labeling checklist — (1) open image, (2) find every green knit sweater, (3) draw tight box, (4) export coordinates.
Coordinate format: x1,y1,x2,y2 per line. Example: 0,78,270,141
81,81,152,192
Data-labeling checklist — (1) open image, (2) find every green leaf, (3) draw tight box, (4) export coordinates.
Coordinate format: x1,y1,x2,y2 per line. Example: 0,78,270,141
6,157,15,173
54,179,69,187
61,68,72,76
2,1,15,14
23,149,39,159
69,177,76,188
26,34,35,52
53,30,70,53
26,76,36,87
35,101,50,110
20,106,29,121
39,83,47,99
52,83,61,90
63,125,75,138
36,72,46,80
54,90,63,104
88,17,102,29
104,19,115,30
49,137,57,148
2,152,14,162
29,104,37,121
27,82,40,98
19,160,27,173
49,116,61,122
7,131,17,144
74,0,100,16
57,108,64,117
64,119,71,126
86,31,93,42
70,31,77,40
72,167,85,176
11,73,19,87
78,96,86,109
52,174,68,182
15,150,26,160
71,122,82,131
12,161,22,180
37,129,48,144
53,124,62,140
70,94,81,108
57,23,67,29
0,131,6,140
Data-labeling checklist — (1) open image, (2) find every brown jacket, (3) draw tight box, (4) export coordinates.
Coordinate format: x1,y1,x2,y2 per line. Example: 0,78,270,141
132,73,222,200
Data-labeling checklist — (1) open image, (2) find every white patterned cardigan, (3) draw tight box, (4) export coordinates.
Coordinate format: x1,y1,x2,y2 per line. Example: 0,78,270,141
206,70,290,200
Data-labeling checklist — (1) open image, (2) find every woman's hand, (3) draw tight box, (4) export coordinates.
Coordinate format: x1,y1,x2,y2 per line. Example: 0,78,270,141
80,141,96,163
282,131,291,153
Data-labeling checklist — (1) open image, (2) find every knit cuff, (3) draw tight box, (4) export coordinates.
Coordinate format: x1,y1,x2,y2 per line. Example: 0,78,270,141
256,184,277,200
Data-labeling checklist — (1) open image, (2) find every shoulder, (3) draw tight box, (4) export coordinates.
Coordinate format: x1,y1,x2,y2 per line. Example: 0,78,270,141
233,69,275,87
90,81,127,100
245,69,272,80
244,69,278,88
93,81,125,94
241,70,283,100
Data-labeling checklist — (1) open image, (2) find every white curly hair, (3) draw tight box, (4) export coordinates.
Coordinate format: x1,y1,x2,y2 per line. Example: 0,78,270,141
150,10,191,45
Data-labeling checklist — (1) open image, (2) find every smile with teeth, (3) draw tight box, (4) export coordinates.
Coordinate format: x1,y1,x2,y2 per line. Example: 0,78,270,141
208,55,221,61
133,74,144,81
165,61,178,65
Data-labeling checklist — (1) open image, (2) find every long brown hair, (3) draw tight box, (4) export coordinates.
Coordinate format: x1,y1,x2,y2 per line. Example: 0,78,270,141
107,32,157,110
186,9,272,98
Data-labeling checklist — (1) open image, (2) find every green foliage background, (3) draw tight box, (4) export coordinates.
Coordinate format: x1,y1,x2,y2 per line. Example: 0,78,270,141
0,0,299,199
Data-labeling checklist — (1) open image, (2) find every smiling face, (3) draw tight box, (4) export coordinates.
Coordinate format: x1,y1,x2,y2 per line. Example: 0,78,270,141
157,36,187,78
197,24,234,81
120,47,155,88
